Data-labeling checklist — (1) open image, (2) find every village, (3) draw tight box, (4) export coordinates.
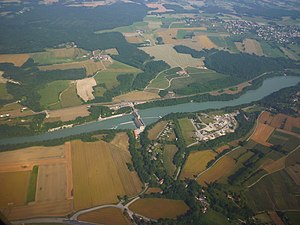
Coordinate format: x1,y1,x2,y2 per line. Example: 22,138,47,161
192,111,239,142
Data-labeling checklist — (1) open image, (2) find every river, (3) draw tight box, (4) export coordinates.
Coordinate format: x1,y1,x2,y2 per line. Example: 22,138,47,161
0,76,299,146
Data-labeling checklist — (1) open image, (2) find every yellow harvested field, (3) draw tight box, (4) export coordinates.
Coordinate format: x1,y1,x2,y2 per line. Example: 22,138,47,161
36,164,67,202
157,28,206,45
113,90,160,103
0,171,30,208
197,35,217,49
125,34,144,44
0,54,30,67
0,71,7,83
47,105,90,122
140,44,204,68
78,207,132,225
146,3,173,13
7,199,73,220
263,157,286,173
250,123,274,147
71,140,142,210
148,121,168,140
110,132,129,152
105,48,119,55
0,143,73,220
243,39,263,56
129,198,189,220
197,156,236,185
180,150,216,179
0,145,64,173
39,59,106,76
76,77,97,102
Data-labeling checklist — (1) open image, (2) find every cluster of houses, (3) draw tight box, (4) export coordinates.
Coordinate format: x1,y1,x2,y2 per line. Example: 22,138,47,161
91,50,111,61
156,121,175,141
224,19,300,44
195,191,210,213
192,112,239,142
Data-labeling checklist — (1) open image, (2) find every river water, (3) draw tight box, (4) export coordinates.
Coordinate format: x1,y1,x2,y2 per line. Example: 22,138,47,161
0,76,299,146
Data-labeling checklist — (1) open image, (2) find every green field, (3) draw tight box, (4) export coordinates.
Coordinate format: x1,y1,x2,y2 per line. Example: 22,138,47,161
27,165,39,202
169,67,227,94
178,118,196,146
0,83,13,100
284,211,300,225
94,60,141,96
260,41,286,58
60,83,82,108
163,144,178,176
148,67,181,89
198,209,233,225
30,48,87,65
38,80,70,109
95,21,148,34
247,170,299,212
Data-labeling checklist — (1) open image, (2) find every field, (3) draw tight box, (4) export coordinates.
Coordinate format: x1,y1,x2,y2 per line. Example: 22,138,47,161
113,91,160,103
180,150,216,179
178,118,196,146
0,83,13,100
38,80,70,109
147,67,182,90
284,211,300,225
76,77,97,102
140,44,204,68
94,60,141,97
128,198,189,220
110,132,129,152
27,165,39,202
0,171,30,208
235,39,263,56
0,53,30,66
197,35,217,49
46,105,90,122
247,170,299,212
197,156,236,186
0,143,73,220
36,164,67,202
145,187,162,194
39,59,107,76
148,121,168,140
163,144,178,176
198,209,232,225
250,123,274,147
168,67,227,93
146,3,173,13
78,207,131,225
59,83,82,108
71,140,142,210
30,47,88,65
